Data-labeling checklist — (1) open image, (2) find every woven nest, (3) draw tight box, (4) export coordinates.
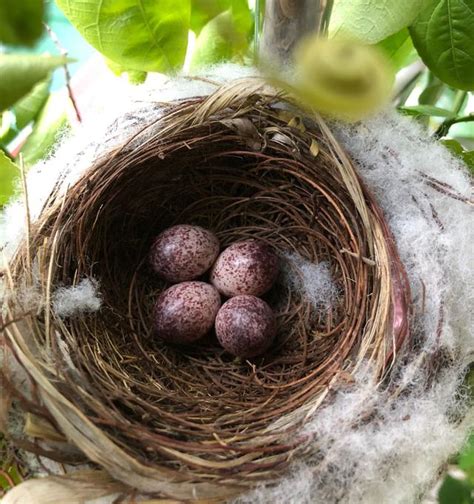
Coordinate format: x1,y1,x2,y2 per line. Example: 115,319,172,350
3,79,411,501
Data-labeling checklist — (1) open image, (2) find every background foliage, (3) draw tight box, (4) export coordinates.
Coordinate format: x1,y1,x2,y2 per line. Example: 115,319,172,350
0,0,472,501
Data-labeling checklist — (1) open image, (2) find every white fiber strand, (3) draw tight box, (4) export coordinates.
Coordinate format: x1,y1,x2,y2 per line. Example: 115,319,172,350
52,278,101,318
282,252,337,310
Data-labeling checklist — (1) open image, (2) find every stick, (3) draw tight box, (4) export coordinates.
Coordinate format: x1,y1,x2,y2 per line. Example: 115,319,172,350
44,23,82,123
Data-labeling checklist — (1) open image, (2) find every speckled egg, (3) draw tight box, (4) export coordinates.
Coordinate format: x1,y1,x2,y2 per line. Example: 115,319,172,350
215,295,276,358
211,240,279,297
153,282,221,344
150,225,219,283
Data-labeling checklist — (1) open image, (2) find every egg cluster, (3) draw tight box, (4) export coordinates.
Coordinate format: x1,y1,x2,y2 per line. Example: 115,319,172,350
149,224,279,358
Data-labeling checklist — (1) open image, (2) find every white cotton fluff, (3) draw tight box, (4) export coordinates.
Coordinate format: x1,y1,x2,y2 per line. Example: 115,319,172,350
282,252,337,310
1,65,473,504
334,112,474,354
3,285,43,313
52,278,101,318
236,368,473,504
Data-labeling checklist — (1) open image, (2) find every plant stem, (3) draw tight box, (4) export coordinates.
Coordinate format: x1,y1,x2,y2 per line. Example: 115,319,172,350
433,114,474,139
452,90,468,115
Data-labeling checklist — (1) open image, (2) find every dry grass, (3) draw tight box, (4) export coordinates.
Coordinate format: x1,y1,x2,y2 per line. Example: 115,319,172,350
1,78,411,500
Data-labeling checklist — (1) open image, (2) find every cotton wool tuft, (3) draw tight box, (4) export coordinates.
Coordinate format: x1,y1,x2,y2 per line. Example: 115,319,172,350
1,65,473,504
282,252,337,310
52,278,101,318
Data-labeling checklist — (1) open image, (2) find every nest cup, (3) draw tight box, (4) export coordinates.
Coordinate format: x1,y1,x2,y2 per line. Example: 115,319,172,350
3,79,411,500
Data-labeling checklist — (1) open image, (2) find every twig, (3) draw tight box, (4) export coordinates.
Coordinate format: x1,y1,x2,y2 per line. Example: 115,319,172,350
44,23,82,123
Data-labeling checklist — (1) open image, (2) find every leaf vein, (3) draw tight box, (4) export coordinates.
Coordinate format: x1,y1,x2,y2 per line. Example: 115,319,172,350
95,0,104,53
137,0,172,71
446,0,463,82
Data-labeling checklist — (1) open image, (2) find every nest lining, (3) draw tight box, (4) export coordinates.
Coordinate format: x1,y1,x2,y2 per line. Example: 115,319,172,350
2,74,471,503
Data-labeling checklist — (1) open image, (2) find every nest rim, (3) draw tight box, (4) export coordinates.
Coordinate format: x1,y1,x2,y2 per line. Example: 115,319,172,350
2,78,411,500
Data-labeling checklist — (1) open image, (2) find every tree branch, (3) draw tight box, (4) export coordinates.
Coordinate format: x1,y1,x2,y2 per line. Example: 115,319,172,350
260,0,333,65
44,23,82,123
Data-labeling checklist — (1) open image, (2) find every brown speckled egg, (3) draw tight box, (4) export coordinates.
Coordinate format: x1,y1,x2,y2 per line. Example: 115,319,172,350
215,295,276,358
153,282,221,344
150,225,219,283
211,240,279,297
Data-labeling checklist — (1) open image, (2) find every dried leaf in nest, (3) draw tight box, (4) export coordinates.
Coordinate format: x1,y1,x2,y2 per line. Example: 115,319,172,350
2,78,410,501
309,139,319,157
1,470,126,504
23,414,66,443
220,117,262,150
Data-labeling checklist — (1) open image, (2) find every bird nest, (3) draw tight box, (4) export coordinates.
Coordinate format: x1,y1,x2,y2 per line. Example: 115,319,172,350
2,79,411,501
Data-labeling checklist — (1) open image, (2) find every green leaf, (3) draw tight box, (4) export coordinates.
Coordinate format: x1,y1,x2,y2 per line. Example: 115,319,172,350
377,29,417,70
232,0,253,38
438,474,472,504
105,58,124,77
329,0,429,44
127,70,148,84
0,0,44,46
0,460,23,491
19,92,70,166
441,139,474,173
441,138,465,156
459,434,474,471
0,54,68,112
0,79,50,146
191,0,251,34
13,77,51,131
57,0,191,73
104,59,148,84
190,8,251,69
0,112,16,146
463,151,474,173
0,150,19,207
409,0,474,91
191,0,228,33
399,105,457,118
